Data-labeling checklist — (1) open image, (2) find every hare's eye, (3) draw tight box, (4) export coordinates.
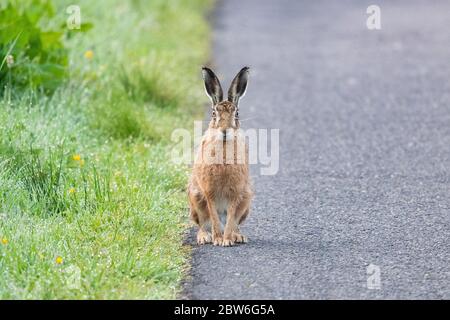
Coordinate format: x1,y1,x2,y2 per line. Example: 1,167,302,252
235,111,239,119
212,110,216,118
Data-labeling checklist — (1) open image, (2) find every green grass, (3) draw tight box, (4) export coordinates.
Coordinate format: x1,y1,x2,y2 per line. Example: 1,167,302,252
0,0,210,299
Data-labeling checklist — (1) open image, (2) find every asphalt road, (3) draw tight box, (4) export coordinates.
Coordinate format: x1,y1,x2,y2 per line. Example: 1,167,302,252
184,0,449,299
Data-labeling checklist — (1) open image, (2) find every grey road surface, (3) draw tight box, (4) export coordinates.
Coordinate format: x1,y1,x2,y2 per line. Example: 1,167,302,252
184,0,449,299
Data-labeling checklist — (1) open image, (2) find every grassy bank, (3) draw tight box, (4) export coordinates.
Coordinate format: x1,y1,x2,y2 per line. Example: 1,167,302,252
0,0,210,299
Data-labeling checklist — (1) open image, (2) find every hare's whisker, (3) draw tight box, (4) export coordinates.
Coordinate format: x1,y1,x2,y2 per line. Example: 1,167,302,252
238,116,258,122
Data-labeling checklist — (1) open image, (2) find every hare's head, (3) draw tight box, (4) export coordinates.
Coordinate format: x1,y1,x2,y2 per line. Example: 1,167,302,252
202,67,249,141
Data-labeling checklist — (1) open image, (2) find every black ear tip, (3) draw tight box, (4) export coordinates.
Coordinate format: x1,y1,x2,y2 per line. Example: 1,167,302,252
202,66,216,77
238,66,250,77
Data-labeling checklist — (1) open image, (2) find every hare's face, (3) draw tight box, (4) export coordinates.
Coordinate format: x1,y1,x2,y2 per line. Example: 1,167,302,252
202,66,249,141
211,101,239,140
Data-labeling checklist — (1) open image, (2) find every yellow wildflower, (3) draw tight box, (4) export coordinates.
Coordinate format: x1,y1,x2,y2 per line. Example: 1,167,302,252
72,154,81,161
84,50,94,60
55,256,63,264
68,187,76,195
1,237,8,245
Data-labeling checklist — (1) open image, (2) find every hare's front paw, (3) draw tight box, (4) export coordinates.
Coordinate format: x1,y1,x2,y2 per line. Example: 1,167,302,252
212,234,223,246
233,232,248,244
196,230,211,245
222,237,235,247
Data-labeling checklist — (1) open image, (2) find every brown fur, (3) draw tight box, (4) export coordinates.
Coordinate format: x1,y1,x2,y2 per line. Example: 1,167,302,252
188,101,253,246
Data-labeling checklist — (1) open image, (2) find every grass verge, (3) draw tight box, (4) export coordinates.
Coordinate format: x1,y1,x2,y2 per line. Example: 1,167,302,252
0,0,210,299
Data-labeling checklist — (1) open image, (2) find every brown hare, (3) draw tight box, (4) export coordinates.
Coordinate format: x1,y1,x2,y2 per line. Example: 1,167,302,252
188,67,253,247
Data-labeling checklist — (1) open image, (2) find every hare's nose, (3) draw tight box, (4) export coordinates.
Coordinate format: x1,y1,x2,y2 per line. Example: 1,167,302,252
220,129,227,140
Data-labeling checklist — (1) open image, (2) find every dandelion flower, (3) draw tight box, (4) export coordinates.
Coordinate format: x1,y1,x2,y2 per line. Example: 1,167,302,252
68,187,76,195
1,237,8,245
55,256,63,264
72,154,81,161
84,50,94,60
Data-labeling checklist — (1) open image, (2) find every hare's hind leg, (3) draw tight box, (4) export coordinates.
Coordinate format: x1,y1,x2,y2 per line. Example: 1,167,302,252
191,208,211,245
222,196,250,246
189,190,211,245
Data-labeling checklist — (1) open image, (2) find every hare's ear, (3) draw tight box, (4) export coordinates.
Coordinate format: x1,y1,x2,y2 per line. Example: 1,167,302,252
202,67,223,105
228,66,249,106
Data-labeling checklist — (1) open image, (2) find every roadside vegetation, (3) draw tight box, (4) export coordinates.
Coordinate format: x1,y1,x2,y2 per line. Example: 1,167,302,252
0,0,210,299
